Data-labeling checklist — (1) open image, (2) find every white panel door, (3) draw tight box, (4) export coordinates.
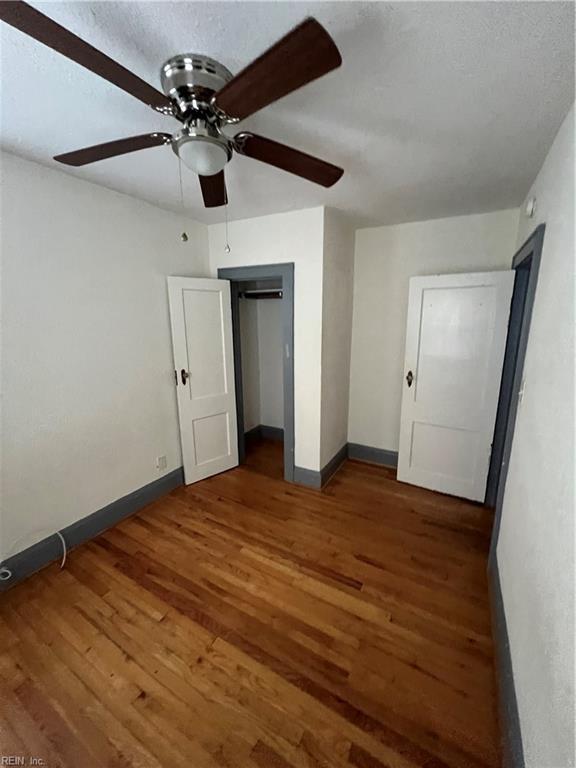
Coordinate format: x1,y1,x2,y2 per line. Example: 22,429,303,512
167,277,238,484
397,271,514,501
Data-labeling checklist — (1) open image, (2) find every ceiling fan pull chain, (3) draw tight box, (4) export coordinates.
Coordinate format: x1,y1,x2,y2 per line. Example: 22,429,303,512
178,156,189,242
224,199,231,254
178,156,184,210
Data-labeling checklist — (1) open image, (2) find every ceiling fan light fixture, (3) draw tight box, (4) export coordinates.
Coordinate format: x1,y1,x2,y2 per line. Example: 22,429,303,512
172,122,232,177
178,136,229,176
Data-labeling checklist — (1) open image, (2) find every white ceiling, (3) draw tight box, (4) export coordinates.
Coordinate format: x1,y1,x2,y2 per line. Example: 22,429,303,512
1,1,574,227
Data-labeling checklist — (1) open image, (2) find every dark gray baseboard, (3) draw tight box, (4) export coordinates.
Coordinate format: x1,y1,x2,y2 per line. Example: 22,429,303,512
245,424,284,442
244,425,262,441
489,560,525,768
294,443,348,490
348,442,398,468
295,442,398,489
0,468,184,592
261,425,283,441
1,442,397,587
293,465,322,489
321,444,348,486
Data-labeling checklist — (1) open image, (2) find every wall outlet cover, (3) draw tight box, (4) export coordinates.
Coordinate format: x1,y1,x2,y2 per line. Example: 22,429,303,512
156,455,167,470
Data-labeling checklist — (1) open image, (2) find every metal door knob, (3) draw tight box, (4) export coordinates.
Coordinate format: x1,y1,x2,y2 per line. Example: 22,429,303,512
181,369,190,385
406,370,414,387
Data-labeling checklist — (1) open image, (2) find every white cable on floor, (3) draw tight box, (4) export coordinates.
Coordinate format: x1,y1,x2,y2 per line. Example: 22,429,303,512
1,528,69,580
55,531,67,569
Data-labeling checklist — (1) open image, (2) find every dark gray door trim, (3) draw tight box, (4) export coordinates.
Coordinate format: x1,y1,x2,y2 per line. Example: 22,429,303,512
217,263,295,483
487,224,545,564
489,557,526,768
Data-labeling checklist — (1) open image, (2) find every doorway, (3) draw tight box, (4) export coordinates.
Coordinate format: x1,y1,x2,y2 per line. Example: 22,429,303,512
487,225,545,562
217,263,295,483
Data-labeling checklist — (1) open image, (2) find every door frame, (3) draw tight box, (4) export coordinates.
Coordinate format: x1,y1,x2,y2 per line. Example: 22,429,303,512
487,224,545,564
217,263,295,483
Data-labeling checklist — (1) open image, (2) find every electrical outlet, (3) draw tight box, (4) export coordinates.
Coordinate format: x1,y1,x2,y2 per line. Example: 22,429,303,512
156,455,167,470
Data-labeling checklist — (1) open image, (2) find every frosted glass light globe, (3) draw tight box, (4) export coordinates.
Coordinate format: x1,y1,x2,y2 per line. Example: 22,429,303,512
178,138,228,176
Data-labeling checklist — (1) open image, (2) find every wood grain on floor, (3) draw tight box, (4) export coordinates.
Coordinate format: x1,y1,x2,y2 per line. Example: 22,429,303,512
0,439,500,768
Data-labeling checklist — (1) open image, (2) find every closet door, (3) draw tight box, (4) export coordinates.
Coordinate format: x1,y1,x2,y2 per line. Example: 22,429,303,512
167,277,238,484
397,271,514,501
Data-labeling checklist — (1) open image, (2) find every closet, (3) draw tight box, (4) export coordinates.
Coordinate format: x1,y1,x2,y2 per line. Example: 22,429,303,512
238,279,284,460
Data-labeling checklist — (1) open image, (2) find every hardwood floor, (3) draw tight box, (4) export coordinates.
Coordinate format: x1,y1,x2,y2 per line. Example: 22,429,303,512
0,439,500,768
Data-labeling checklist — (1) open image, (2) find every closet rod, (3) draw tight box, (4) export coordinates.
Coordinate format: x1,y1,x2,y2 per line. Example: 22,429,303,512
240,289,283,300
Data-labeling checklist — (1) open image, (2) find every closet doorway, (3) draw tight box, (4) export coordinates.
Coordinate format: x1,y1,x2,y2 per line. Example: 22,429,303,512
217,264,294,483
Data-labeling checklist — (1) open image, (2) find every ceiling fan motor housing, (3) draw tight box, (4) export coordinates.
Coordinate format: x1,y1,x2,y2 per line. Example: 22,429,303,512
160,54,233,121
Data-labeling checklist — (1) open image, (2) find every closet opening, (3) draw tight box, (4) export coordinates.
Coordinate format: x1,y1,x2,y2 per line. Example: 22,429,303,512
217,264,295,483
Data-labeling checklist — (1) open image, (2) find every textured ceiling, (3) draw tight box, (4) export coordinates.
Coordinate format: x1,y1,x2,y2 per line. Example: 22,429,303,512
1,1,574,226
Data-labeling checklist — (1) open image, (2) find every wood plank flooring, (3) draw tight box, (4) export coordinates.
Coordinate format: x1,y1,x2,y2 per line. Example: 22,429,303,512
0,439,500,767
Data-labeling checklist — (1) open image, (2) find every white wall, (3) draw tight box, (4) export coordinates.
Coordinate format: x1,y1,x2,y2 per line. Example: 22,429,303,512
257,300,284,429
239,299,261,431
348,208,520,452
320,208,355,465
497,106,575,768
0,152,209,560
209,208,324,471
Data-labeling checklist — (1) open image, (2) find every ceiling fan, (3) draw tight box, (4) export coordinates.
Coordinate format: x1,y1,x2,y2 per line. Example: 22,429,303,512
0,2,344,207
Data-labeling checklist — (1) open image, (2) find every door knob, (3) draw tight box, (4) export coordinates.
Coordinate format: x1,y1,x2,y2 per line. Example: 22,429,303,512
180,369,190,385
406,370,414,387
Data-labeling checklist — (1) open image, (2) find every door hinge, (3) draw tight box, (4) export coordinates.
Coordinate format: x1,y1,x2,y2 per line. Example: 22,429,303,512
518,378,526,405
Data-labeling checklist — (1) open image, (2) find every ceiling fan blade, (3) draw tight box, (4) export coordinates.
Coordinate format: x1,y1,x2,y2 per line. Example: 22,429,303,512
0,1,171,111
54,133,172,166
234,133,343,188
199,172,227,208
213,17,341,121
